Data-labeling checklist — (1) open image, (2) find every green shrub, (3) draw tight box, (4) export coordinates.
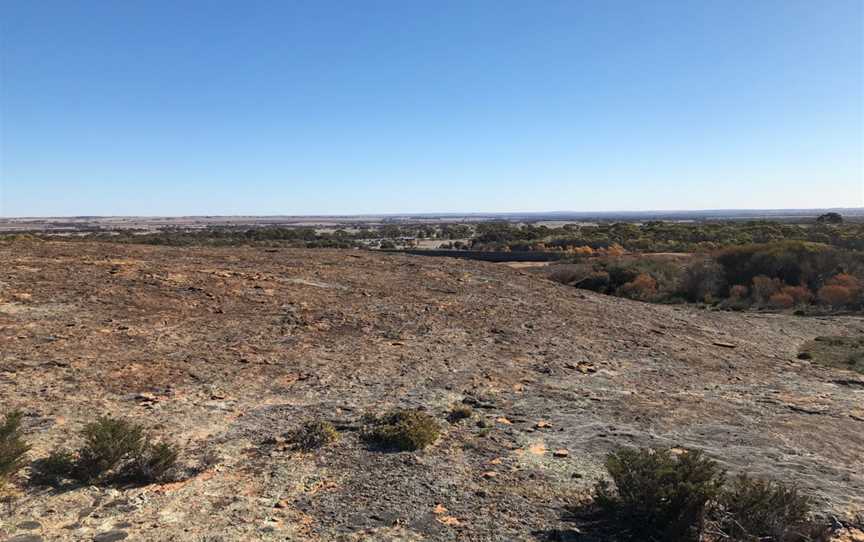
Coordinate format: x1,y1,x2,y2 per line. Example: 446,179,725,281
289,420,340,451
594,448,724,541
362,409,440,451
0,411,30,487
76,416,147,482
131,441,180,483
33,416,178,486
715,475,826,542
29,449,76,486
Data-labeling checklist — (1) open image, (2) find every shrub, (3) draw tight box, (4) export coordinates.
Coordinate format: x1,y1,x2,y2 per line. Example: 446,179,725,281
823,274,862,306
0,411,30,487
571,245,594,256
768,292,795,309
715,242,842,293
618,273,658,301
826,273,861,290
714,475,825,541
33,416,178,486
606,243,626,257
29,450,76,486
606,265,640,290
817,285,855,308
678,260,724,302
722,284,753,310
289,420,339,451
780,285,813,306
594,448,724,541
447,404,473,423
131,441,180,483
752,275,783,303
76,416,146,482
362,409,440,451
729,284,749,299
575,271,611,293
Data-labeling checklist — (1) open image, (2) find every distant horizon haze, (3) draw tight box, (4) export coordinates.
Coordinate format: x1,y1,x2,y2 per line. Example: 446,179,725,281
1,0,862,216
2,207,862,221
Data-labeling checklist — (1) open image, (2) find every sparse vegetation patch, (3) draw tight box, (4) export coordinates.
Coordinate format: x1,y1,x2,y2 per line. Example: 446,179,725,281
31,416,179,486
585,447,829,542
714,474,827,542
593,447,724,541
362,409,441,451
0,411,30,488
289,420,340,451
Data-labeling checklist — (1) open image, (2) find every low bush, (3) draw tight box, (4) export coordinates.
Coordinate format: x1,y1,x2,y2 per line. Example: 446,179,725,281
131,441,181,482
594,448,724,541
362,409,440,451
714,475,827,541
76,416,147,482
617,273,658,301
447,404,473,423
817,274,862,309
768,292,795,309
31,416,179,486
678,259,724,302
752,275,784,303
817,285,856,308
0,411,30,487
827,273,862,293
588,447,828,542
574,271,611,293
781,285,813,306
29,450,76,486
289,420,340,451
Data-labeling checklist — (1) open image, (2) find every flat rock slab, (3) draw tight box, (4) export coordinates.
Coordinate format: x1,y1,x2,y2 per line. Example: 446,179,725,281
1,242,862,540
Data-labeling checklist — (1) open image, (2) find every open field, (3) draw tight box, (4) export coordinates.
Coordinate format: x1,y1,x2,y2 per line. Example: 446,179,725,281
1,241,863,540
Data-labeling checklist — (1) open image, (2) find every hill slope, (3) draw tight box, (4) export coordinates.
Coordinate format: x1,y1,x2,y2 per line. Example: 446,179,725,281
1,242,862,541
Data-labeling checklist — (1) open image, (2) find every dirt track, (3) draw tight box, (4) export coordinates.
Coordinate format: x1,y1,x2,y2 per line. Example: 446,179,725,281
1,242,863,541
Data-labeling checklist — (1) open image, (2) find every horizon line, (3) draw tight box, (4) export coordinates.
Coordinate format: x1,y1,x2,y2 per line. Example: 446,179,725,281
2,207,862,220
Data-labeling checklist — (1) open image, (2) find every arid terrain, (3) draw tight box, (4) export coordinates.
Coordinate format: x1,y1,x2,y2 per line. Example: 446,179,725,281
1,241,863,541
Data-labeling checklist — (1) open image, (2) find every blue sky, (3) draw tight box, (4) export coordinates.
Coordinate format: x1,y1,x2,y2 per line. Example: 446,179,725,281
1,0,862,216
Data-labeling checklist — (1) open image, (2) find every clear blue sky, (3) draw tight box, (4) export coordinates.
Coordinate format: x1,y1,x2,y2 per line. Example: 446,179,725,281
1,0,862,216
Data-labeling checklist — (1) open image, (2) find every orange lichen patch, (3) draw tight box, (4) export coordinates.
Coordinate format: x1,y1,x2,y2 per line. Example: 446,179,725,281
527,442,547,456
832,528,864,542
437,515,461,526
